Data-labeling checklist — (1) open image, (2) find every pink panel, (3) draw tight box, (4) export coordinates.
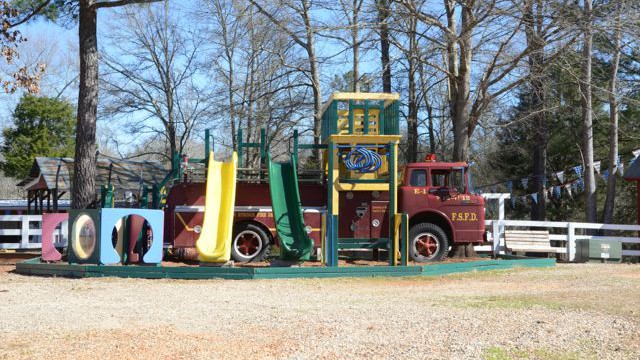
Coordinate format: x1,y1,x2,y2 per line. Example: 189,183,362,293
41,213,69,262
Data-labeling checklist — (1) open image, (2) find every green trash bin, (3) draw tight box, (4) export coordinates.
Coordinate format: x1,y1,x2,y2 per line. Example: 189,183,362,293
576,239,622,263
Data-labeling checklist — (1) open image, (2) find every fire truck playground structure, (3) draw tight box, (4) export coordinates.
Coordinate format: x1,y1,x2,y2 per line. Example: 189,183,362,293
17,93,555,279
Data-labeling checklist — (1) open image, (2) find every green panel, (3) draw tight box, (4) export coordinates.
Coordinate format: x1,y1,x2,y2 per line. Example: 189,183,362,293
378,101,385,134
16,257,555,280
67,209,102,265
267,155,314,261
400,213,409,266
576,239,622,263
338,238,390,249
363,100,369,135
348,100,354,133
388,141,396,265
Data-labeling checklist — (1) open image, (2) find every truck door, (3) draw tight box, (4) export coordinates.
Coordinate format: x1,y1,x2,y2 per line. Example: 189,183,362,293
430,167,482,242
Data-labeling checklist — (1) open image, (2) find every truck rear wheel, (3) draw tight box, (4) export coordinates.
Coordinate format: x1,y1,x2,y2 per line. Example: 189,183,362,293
231,222,271,263
409,223,448,262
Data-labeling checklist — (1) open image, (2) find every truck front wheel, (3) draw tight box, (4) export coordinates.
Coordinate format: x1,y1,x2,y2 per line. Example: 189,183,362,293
409,223,449,262
231,222,271,263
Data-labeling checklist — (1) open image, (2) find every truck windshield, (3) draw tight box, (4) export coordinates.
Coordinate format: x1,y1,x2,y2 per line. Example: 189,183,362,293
431,168,465,193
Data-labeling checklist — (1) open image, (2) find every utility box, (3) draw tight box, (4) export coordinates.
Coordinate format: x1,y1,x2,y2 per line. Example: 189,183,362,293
576,239,622,263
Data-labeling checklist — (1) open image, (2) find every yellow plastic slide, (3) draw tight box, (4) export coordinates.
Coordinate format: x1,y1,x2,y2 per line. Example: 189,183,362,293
195,152,237,263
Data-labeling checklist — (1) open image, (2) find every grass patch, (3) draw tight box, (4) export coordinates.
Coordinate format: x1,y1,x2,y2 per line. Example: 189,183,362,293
484,346,514,360
456,295,565,311
482,346,594,360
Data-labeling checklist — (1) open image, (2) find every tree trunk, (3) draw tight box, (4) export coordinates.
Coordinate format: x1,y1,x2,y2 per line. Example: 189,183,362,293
302,2,322,166
525,0,547,221
418,62,436,154
581,0,597,223
406,16,418,163
603,1,622,224
446,0,475,257
72,2,98,209
378,0,391,93
352,0,360,92
167,123,177,169
450,2,472,162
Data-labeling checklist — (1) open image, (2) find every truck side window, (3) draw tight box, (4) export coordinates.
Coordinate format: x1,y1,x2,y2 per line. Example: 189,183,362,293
409,169,426,187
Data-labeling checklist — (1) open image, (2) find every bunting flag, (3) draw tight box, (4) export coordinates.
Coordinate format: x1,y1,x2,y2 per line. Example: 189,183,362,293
571,181,579,193
618,155,624,174
531,193,538,204
601,169,609,182
573,165,583,179
478,152,640,194
565,183,573,198
553,186,561,199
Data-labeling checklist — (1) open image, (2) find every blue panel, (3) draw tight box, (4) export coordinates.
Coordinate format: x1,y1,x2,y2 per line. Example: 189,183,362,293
100,208,164,264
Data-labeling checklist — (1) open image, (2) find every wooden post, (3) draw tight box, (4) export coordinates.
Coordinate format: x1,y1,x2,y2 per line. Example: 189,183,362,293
567,222,576,262
492,220,500,257
20,216,29,249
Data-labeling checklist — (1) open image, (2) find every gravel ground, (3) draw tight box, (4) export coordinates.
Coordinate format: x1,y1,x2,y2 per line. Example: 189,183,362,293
0,261,639,360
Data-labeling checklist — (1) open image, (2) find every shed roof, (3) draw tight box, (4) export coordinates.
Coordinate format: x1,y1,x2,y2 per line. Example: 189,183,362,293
624,156,640,180
18,156,169,191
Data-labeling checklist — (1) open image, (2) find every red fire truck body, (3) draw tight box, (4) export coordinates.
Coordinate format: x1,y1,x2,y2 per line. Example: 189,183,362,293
164,159,484,262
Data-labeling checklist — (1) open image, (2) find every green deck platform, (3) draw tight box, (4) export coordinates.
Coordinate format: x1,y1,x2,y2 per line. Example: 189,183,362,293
15,256,555,280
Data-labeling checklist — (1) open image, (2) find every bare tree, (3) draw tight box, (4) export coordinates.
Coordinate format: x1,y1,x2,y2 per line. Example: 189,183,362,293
202,1,310,167
580,0,597,223
335,0,367,92
100,2,213,167
602,0,623,224
524,0,549,221
399,0,576,162
377,0,392,93
248,0,323,164
205,0,245,151
389,0,421,162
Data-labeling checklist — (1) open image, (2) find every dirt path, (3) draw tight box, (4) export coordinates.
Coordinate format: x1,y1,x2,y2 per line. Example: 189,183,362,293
1,262,639,359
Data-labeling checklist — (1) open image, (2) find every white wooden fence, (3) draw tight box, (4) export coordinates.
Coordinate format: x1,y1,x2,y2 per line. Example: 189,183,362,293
480,193,640,261
0,215,43,250
480,220,640,261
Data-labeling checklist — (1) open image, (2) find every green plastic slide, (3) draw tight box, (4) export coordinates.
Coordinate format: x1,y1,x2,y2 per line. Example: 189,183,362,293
268,155,314,261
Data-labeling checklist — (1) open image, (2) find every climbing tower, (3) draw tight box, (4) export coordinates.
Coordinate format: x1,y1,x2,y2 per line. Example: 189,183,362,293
321,93,403,267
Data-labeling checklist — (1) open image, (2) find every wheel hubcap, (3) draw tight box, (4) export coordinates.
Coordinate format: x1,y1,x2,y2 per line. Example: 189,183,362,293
234,230,263,260
414,232,440,260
